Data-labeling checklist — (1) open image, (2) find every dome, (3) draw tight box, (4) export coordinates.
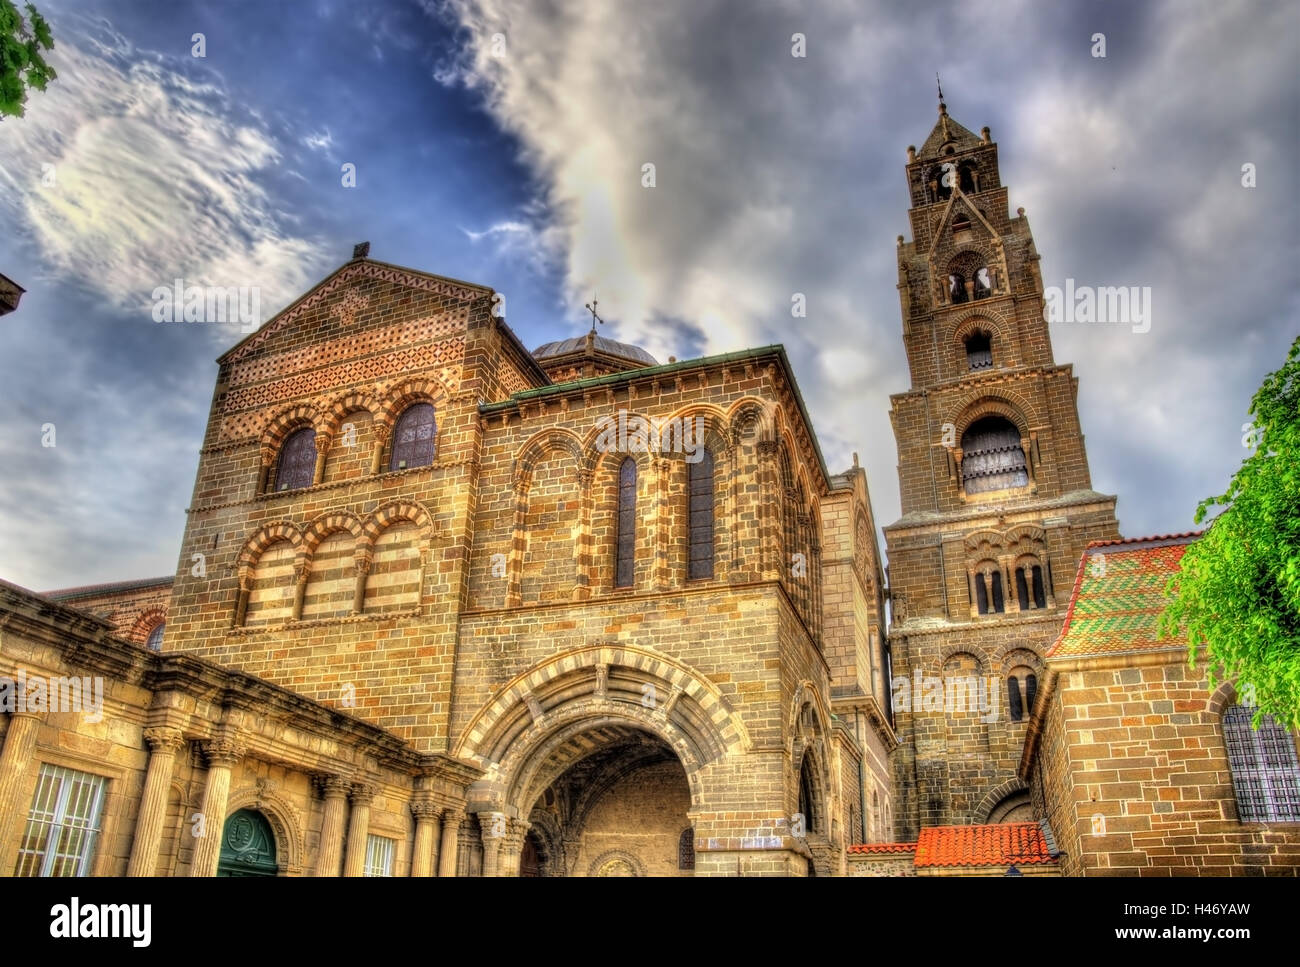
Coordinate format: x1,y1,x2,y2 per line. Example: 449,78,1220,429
532,334,658,368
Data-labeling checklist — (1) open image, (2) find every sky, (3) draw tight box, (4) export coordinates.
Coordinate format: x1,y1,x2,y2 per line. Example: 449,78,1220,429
0,0,1296,591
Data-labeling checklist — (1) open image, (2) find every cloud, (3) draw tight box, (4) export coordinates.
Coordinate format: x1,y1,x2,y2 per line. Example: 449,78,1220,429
0,20,321,327
435,0,1300,547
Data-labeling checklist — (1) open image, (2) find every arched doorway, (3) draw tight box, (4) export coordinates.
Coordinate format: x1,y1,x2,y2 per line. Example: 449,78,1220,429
216,808,278,877
511,725,694,877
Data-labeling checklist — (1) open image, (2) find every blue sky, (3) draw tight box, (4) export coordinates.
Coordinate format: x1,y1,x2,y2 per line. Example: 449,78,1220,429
0,0,1296,590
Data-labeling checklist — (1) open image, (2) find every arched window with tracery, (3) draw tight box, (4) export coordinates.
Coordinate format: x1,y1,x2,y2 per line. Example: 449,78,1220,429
1223,704,1300,822
145,622,165,652
687,449,715,580
615,457,637,588
389,402,436,471
273,427,316,492
961,417,1028,495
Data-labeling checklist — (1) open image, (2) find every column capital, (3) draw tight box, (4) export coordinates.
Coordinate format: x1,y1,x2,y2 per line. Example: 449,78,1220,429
142,727,185,754
349,781,378,805
410,797,440,821
313,773,352,799
201,737,245,767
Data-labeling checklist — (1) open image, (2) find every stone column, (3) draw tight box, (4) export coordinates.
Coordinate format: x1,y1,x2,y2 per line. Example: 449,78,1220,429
341,783,375,876
126,727,185,877
369,425,390,476
312,433,331,486
478,811,506,877
351,553,371,616
314,775,350,877
437,809,462,877
190,737,245,877
0,713,41,851
409,798,441,877
499,818,530,877
291,563,309,621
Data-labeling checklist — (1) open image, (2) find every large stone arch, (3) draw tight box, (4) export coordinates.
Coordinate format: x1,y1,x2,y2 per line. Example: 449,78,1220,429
947,391,1040,439
301,511,365,558
973,777,1032,824
223,785,306,876
236,521,304,572
320,391,381,439
454,644,751,814
513,427,585,492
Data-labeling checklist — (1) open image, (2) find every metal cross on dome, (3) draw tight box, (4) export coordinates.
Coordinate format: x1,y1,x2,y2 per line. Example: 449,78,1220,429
584,296,605,334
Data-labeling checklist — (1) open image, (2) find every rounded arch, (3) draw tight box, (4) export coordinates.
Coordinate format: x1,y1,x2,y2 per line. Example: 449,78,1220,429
935,644,991,676
128,607,168,645
301,511,365,557
236,521,304,572
964,529,1004,554
362,500,435,545
260,404,323,454
588,849,646,877
514,427,585,492
1205,680,1240,719
1003,524,1046,547
973,777,1032,824
993,643,1044,672
578,410,658,471
321,391,381,439
376,377,451,428
454,644,752,808
726,396,777,446
223,785,306,875
951,313,1011,367
947,391,1039,439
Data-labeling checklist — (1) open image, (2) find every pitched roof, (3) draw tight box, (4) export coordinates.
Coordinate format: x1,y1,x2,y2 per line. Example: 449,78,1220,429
916,105,983,161
43,576,174,602
913,821,1057,868
1047,533,1201,660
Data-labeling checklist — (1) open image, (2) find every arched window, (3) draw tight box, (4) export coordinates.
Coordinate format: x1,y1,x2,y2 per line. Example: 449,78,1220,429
1025,673,1038,712
678,828,695,871
389,402,436,471
961,418,1028,495
274,427,316,492
928,165,952,202
1223,704,1300,822
615,457,637,588
1007,676,1023,721
1014,562,1049,610
687,450,715,580
959,162,977,194
145,622,165,652
965,331,992,371
949,272,968,304
973,266,992,299
972,565,1006,615
798,756,817,835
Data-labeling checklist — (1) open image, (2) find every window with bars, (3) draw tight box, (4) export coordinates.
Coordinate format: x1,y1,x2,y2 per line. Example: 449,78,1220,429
615,457,637,588
389,403,436,471
14,764,107,877
1223,705,1300,823
274,427,316,492
961,418,1028,495
363,834,396,877
145,622,165,652
678,828,695,871
687,450,715,580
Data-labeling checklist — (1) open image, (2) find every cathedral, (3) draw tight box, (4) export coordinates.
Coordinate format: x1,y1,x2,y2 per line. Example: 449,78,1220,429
0,99,1295,877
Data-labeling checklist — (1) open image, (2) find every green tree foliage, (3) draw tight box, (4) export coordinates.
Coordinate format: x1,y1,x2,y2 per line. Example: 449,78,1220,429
1161,336,1300,729
0,1,56,118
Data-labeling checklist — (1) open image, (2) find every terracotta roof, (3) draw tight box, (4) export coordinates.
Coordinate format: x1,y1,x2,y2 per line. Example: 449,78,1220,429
913,822,1057,868
1046,533,1201,660
43,576,174,601
847,842,917,855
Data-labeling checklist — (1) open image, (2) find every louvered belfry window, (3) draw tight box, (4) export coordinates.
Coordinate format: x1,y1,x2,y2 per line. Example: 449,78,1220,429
275,427,316,492
615,457,637,588
961,418,1028,495
687,450,715,580
389,402,436,471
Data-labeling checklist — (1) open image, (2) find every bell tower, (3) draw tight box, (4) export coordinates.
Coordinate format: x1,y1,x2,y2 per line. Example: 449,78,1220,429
883,94,1121,839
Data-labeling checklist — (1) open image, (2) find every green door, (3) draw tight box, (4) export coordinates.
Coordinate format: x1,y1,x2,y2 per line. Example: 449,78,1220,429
216,809,278,877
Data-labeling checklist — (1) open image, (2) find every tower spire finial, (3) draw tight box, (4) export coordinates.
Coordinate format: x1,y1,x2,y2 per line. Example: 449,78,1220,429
584,294,604,335
936,72,947,117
